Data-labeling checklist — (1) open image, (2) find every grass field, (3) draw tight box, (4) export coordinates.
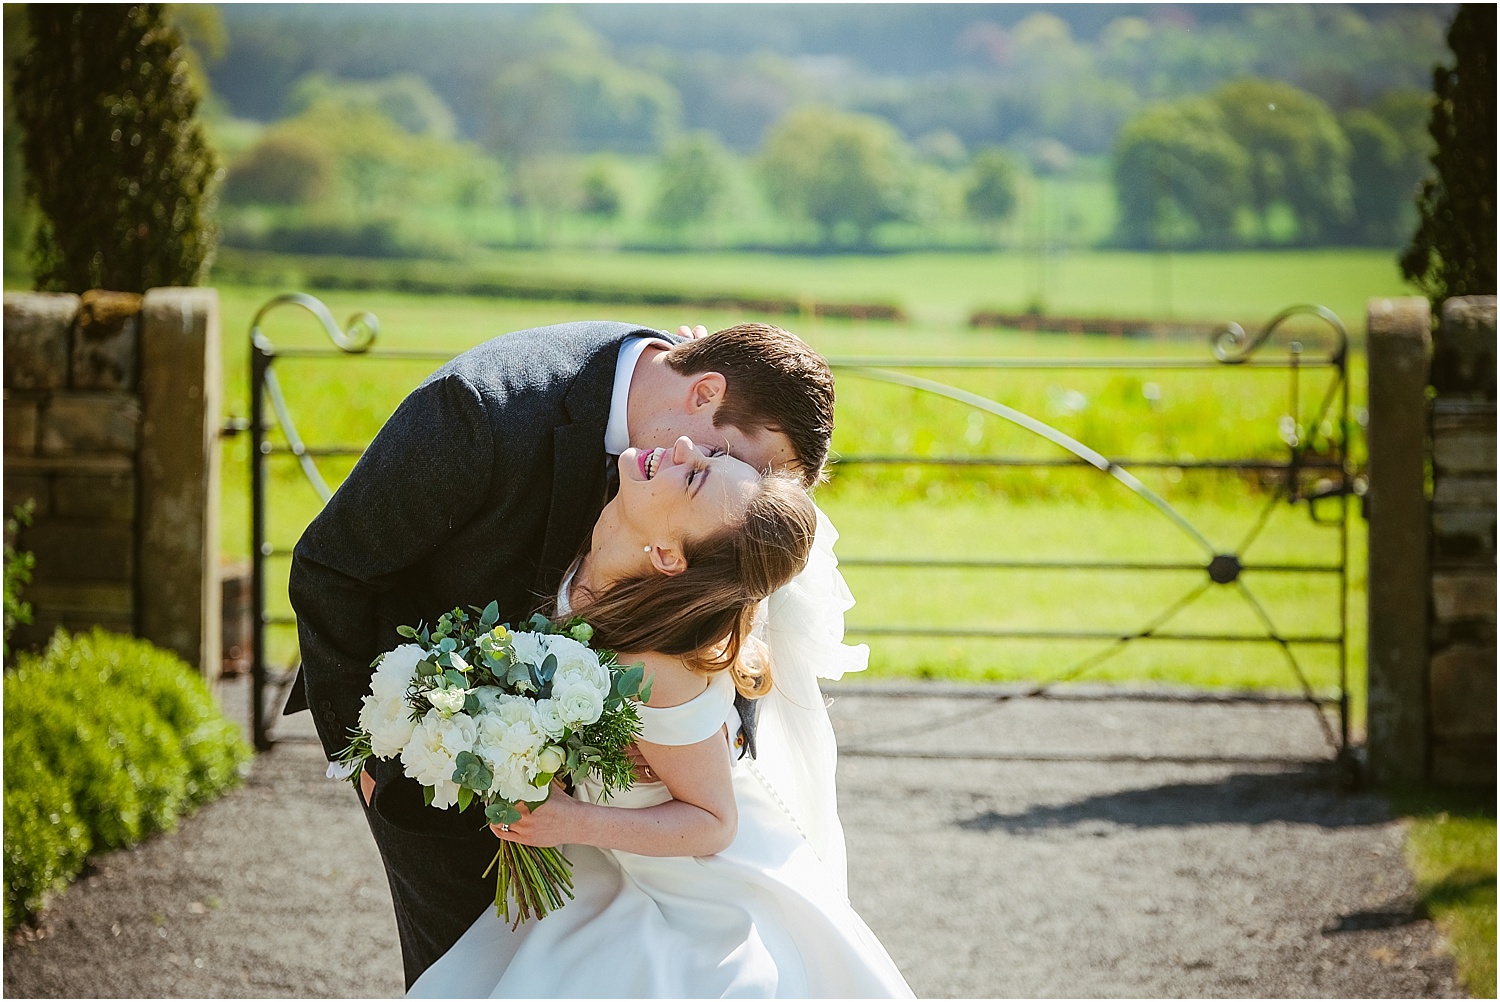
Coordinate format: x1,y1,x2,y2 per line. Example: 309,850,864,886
214,256,1375,729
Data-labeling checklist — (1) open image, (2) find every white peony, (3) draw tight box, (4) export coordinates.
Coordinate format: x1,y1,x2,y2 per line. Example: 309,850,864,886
554,678,605,729
428,686,467,716
401,709,478,810
359,691,416,759
473,697,553,802
371,643,424,702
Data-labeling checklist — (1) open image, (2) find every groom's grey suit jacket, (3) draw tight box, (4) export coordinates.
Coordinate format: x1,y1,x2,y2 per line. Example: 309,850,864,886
288,320,755,840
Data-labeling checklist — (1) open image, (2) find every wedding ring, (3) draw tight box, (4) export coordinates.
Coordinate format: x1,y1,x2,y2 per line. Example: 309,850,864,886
500,824,511,833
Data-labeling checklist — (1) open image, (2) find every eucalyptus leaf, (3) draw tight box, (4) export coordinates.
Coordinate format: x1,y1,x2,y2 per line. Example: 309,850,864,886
457,787,473,812
417,658,440,677
443,669,467,689
481,601,499,627
423,785,435,808
486,802,522,825
529,613,551,632
396,624,418,639
638,674,654,703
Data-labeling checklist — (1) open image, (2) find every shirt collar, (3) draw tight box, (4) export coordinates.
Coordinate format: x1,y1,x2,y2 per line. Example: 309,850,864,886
604,335,670,455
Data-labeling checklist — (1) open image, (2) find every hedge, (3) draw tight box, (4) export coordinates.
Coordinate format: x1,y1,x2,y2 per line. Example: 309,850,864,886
3,629,253,931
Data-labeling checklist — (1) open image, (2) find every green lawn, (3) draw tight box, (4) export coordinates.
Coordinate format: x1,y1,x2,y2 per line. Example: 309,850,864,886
1392,787,1498,998
439,246,1417,331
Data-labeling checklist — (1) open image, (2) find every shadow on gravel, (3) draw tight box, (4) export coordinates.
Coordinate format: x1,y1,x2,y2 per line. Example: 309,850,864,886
958,764,1392,834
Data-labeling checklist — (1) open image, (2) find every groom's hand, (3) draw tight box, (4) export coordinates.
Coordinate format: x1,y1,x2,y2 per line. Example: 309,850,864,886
625,742,659,783
359,765,376,808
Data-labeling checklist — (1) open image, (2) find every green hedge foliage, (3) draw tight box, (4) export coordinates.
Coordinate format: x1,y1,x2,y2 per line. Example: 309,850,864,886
3,629,253,931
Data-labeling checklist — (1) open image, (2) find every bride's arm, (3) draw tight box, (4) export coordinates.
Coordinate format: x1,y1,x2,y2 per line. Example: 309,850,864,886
494,656,739,857
497,731,737,857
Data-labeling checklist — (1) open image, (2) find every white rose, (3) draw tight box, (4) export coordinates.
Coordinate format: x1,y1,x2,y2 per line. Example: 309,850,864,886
401,709,478,798
555,680,605,729
548,636,607,689
532,698,565,739
359,691,416,759
371,643,424,702
428,686,468,716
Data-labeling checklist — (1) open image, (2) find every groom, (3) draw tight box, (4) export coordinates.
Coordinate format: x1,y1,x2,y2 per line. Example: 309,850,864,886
287,319,836,988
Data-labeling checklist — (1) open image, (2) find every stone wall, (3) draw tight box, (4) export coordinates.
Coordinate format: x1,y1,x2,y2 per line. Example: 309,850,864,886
1428,296,1496,785
1366,294,1497,787
3,288,221,678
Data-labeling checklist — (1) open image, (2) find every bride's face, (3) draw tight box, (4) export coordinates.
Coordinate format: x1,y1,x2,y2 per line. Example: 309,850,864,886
614,436,760,564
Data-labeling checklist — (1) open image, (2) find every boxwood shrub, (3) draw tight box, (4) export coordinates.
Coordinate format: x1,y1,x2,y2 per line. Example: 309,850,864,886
3,629,253,930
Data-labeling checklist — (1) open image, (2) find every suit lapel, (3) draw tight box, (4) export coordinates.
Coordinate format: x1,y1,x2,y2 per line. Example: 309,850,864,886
534,343,620,598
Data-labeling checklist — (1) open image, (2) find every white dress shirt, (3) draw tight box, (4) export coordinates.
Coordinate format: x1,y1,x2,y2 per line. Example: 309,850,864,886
604,335,671,455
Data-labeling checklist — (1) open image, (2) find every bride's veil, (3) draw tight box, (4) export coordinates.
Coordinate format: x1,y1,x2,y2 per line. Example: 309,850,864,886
752,506,868,898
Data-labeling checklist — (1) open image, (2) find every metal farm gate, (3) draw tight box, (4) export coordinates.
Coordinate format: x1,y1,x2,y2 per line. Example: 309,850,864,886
234,294,1357,776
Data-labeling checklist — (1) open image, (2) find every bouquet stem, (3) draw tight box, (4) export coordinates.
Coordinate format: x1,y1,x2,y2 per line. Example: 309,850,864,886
484,842,575,929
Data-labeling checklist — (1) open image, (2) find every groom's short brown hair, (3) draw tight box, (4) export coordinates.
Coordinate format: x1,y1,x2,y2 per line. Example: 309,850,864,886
665,323,835,487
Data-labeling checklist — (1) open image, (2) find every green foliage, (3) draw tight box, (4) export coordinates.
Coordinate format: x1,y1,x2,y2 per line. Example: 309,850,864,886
651,132,731,235
2,629,252,931
1212,78,1353,243
964,148,1022,227
4,502,35,656
41,629,253,801
2,727,90,932
760,107,915,246
1390,785,1497,998
222,131,336,206
14,4,221,293
580,159,624,219
1112,99,1250,248
484,29,680,161
1401,4,1497,305
289,72,458,140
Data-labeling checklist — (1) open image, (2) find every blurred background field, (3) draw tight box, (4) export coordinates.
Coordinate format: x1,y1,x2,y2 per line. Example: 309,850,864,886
9,2,1444,724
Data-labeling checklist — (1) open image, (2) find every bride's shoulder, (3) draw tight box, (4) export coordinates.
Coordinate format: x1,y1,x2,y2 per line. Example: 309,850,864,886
625,651,710,709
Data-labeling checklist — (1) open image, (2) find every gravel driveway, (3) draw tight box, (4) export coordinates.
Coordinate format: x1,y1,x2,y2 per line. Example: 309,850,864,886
3,680,1463,998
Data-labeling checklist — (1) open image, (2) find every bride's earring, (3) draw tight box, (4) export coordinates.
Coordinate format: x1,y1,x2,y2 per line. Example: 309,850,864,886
643,546,651,553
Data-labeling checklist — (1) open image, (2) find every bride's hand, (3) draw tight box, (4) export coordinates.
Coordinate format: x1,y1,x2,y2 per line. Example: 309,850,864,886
490,783,585,848
677,324,708,339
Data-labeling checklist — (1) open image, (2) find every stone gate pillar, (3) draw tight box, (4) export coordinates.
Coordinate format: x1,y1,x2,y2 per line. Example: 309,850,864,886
1365,297,1431,785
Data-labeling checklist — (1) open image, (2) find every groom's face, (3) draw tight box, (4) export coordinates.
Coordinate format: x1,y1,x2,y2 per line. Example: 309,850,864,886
668,413,798,481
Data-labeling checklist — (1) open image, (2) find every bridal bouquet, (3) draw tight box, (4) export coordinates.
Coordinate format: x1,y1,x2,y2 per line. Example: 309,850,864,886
332,602,651,927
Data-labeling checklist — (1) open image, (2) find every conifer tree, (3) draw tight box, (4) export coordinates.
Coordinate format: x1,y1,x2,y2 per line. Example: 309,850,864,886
14,4,220,293
1400,4,1496,305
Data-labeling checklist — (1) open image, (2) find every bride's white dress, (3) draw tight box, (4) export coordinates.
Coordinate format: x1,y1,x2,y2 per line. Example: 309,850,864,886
407,511,913,999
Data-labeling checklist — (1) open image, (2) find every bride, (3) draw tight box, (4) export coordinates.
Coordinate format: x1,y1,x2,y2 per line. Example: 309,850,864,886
406,436,913,999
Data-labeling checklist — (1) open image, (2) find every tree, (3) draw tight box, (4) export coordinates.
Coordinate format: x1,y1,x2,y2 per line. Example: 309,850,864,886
1341,110,1408,244
222,132,335,206
580,159,623,220
14,4,220,293
651,132,730,234
965,148,1021,224
1112,98,1250,248
1401,4,1496,305
1211,78,1352,243
760,106,914,247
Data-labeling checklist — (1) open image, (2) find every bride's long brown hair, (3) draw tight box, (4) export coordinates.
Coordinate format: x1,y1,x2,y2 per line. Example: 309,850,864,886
565,472,817,698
